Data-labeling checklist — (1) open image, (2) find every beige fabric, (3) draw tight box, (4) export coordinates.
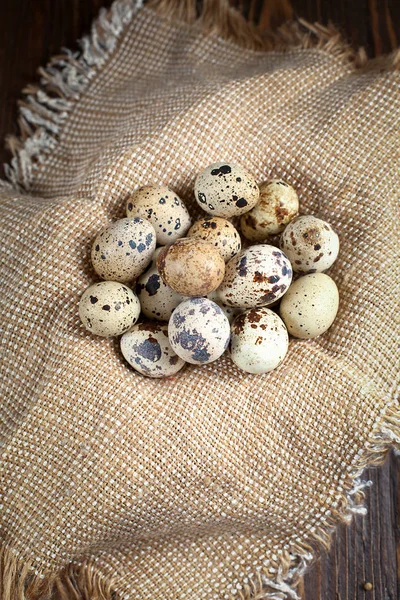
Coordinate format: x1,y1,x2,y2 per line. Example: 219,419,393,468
0,1,399,599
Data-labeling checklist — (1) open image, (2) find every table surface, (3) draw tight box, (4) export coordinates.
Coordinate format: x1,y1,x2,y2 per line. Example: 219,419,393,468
0,1,399,598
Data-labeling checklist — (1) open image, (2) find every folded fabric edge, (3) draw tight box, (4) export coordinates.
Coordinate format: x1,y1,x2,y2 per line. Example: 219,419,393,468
0,400,398,600
4,0,400,194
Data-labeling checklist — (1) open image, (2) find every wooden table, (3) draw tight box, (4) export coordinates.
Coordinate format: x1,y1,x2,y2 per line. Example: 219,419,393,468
0,1,398,598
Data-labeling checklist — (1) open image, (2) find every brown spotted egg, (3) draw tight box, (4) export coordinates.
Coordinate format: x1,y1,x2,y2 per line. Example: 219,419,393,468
217,245,293,308
187,216,241,262
79,281,140,337
230,308,289,374
280,215,339,273
157,237,225,296
91,217,156,282
240,179,299,241
137,247,185,321
279,273,339,339
120,322,186,378
168,297,230,364
126,185,191,245
194,162,259,217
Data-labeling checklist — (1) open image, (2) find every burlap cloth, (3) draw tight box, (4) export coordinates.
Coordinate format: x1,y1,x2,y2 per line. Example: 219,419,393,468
0,1,399,598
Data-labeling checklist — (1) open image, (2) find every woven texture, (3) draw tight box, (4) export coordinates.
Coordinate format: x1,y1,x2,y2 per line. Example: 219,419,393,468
0,1,399,598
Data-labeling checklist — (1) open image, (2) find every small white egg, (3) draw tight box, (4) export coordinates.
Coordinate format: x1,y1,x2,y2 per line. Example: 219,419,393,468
168,297,230,364
137,246,185,321
229,308,289,374
240,179,299,241
79,281,140,337
91,217,156,282
279,273,339,339
120,322,186,378
187,216,241,262
194,162,259,217
218,245,293,308
280,215,339,273
126,185,191,245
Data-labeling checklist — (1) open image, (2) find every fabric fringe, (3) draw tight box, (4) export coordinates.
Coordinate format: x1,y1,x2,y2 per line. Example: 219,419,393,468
4,0,142,192
5,0,400,192
0,547,118,600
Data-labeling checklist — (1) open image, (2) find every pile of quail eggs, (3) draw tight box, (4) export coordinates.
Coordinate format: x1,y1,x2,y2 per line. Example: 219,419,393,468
79,162,340,377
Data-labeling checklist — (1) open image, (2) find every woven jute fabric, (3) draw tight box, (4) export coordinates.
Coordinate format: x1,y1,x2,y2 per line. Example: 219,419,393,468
0,1,399,598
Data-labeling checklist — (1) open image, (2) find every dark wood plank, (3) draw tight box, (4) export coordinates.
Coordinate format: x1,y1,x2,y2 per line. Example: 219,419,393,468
0,3,398,600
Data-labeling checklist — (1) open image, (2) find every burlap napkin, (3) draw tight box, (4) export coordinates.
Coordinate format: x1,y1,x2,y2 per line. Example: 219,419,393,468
0,1,399,598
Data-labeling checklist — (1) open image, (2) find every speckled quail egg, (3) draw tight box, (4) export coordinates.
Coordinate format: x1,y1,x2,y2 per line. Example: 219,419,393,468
280,215,339,273
207,290,244,324
126,185,191,245
217,245,293,308
157,237,225,296
91,217,156,282
194,162,260,217
137,246,185,321
79,281,140,337
240,179,299,241
120,322,186,378
168,297,230,364
279,273,339,339
187,216,241,262
229,308,289,374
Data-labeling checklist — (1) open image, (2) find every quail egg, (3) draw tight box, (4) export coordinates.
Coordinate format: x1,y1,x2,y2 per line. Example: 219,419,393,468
157,237,225,296
187,216,241,262
120,322,186,378
194,162,259,217
280,215,339,273
79,281,140,337
126,185,191,245
168,297,230,364
240,179,299,241
217,245,293,308
137,247,185,321
91,217,156,282
229,308,289,374
279,272,339,339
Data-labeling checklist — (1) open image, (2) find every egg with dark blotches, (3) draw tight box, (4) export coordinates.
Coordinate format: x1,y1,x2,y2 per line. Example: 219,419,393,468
217,245,293,308
240,179,299,241
91,217,156,282
79,281,140,337
120,322,186,378
137,247,185,321
280,215,339,273
279,273,339,339
194,162,259,217
157,237,225,296
229,308,289,374
168,297,230,365
187,216,241,262
126,185,191,245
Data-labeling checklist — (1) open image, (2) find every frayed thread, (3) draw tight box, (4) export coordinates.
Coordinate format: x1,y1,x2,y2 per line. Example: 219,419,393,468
4,0,142,192
0,546,118,600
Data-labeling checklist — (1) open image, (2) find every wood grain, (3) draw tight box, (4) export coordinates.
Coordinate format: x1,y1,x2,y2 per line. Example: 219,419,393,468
0,2,398,599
